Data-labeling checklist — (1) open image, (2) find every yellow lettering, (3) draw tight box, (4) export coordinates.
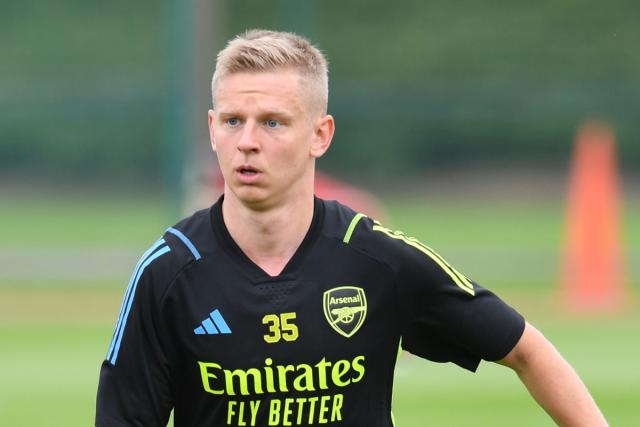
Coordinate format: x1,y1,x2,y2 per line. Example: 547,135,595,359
330,295,360,304
198,361,224,395
268,399,281,425
318,395,331,423
352,355,366,383
295,398,306,425
199,355,366,396
249,400,260,426
226,368,263,396
280,312,299,342
282,397,294,426
307,396,318,424
314,358,331,390
227,400,237,425
237,401,247,426
264,358,276,393
276,365,295,392
263,314,281,343
293,364,315,392
263,312,299,343
331,394,343,422
331,360,351,387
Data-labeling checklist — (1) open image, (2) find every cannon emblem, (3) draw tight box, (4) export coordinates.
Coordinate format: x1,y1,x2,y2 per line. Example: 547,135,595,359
323,286,367,338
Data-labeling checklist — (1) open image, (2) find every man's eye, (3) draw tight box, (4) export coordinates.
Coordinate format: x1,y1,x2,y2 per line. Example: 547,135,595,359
265,119,281,128
226,118,239,126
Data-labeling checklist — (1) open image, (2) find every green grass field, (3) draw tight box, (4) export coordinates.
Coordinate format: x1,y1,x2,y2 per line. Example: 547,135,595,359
0,191,638,426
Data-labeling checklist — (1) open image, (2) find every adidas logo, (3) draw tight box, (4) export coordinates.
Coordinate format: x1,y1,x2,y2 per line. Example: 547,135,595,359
194,309,232,335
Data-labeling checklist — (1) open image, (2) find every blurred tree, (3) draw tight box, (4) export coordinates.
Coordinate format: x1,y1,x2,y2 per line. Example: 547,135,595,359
1,0,638,184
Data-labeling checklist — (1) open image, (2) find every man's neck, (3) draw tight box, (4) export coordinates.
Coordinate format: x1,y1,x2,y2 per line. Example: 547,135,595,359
221,192,315,277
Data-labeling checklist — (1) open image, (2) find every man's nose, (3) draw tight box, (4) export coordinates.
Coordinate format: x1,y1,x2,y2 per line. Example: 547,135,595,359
237,121,260,152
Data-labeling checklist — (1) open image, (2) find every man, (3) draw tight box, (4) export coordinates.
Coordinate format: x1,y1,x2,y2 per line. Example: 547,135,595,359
96,30,607,426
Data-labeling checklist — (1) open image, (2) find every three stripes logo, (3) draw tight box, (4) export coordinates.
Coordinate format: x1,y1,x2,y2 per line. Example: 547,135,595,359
194,309,232,335
106,237,171,365
106,227,201,365
372,222,476,296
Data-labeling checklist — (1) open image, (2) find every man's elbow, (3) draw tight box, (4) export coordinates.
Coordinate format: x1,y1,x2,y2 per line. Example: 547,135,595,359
497,321,555,374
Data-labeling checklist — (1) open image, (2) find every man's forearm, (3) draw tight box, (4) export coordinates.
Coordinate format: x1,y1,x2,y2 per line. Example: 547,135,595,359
500,322,608,427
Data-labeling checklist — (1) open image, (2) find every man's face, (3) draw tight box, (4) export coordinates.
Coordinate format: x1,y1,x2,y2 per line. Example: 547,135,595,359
209,70,333,209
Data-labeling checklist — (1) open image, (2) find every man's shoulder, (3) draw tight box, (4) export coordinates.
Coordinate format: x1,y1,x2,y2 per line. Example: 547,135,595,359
167,206,212,259
134,207,212,285
319,198,395,255
319,198,435,270
319,198,361,238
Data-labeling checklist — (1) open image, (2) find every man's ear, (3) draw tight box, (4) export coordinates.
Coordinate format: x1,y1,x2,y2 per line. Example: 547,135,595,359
310,114,335,159
208,110,216,151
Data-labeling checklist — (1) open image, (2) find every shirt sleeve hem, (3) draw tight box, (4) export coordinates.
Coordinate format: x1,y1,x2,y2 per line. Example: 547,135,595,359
485,313,526,362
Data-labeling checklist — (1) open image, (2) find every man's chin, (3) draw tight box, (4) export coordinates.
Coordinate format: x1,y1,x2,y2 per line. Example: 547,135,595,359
228,187,273,210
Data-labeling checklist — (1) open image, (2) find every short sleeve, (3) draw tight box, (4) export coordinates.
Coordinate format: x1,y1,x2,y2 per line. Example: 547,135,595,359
400,284,525,371
96,241,174,426
371,224,525,372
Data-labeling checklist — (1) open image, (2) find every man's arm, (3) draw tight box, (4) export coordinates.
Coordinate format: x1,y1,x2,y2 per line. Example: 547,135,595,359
499,321,608,427
96,239,175,426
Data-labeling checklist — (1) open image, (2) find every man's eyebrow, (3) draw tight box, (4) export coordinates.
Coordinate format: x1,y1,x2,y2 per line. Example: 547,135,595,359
216,109,294,118
217,110,241,117
216,111,246,122
258,110,294,120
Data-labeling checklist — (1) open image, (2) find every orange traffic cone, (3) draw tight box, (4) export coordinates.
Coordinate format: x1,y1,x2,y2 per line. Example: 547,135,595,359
561,121,626,312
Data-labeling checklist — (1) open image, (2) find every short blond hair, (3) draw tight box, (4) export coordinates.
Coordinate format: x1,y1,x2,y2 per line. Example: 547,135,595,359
212,29,329,115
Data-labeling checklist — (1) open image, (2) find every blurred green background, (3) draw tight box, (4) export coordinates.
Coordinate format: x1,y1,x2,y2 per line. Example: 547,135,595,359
1,0,638,425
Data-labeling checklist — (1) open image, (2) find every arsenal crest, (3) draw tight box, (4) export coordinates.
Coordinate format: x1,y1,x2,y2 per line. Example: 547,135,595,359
323,286,367,338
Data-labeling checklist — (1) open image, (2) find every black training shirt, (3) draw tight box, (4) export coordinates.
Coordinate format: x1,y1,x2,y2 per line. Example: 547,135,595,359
96,196,525,426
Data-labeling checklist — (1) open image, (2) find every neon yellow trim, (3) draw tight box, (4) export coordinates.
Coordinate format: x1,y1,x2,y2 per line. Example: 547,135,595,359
372,225,475,296
392,340,402,426
343,213,365,244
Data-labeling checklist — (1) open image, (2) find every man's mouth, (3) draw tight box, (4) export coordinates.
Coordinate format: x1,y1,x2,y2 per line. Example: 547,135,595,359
237,166,260,176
